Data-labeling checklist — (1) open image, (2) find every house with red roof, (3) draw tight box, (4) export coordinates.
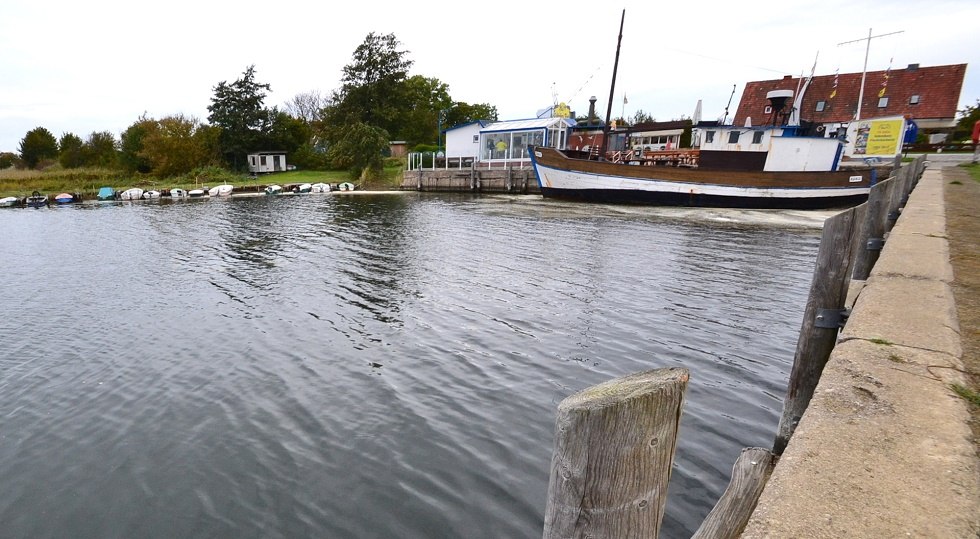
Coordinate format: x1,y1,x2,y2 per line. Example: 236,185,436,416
733,63,967,138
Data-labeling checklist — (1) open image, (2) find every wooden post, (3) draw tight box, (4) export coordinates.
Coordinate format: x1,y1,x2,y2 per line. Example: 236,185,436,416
691,447,776,539
852,175,896,280
470,161,476,191
773,207,863,455
543,368,689,539
506,164,513,192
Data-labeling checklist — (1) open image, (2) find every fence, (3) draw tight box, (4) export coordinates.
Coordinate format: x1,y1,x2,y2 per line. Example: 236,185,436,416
541,155,927,538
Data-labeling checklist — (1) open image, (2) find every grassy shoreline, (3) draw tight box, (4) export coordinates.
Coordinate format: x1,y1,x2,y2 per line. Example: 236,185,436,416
0,166,404,198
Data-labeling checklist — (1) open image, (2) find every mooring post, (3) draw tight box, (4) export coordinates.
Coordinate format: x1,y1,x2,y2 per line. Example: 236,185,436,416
506,164,513,192
543,368,689,539
470,161,476,191
773,207,863,455
691,447,775,539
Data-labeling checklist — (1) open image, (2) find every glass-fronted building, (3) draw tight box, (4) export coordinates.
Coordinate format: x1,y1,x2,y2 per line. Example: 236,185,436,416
479,118,573,163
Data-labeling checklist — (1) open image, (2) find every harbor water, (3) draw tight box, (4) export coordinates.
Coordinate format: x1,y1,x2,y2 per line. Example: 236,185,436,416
0,193,827,538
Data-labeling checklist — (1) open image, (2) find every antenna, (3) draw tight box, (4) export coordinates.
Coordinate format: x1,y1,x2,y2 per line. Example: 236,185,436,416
838,28,904,121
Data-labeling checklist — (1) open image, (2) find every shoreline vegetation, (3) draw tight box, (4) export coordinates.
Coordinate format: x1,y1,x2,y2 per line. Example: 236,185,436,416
0,164,405,199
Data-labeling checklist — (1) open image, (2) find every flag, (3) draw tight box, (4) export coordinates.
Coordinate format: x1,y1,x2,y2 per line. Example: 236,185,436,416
829,68,838,99
623,94,628,105
878,58,892,98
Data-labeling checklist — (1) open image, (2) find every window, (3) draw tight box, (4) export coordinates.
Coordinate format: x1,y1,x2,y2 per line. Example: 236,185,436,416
752,131,764,144
815,101,826,112
473,134,479,143
705,131,715,143
260,155,267,166
728,131,740,144
764,105,772,114
878,97,889,108
909,95,920,105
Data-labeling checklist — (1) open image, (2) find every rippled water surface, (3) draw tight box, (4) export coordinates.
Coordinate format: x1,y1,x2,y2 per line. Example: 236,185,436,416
0,193,826,538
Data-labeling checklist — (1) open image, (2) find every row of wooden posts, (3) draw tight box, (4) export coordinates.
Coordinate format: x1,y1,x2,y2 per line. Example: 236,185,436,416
541,155,927,538
411,164,539,194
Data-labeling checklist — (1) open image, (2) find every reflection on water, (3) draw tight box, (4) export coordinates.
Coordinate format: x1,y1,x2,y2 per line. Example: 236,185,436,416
0,193,821,538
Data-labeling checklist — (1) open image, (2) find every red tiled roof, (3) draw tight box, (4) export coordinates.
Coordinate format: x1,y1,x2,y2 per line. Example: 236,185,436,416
733,64,966,126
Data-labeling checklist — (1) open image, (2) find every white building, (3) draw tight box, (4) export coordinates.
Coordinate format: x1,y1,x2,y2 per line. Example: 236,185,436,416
444,121,487,160
248,151,287,173
478,117,573,164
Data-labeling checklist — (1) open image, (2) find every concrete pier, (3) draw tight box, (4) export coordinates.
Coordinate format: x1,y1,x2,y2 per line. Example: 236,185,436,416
742,162,979,537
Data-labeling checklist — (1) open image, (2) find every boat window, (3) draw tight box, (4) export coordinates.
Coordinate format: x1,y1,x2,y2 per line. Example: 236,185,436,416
764,105,772,114
705,131,715,143
878,97,889,108
815,100,826,112
752,131,764,144
728,131,740,144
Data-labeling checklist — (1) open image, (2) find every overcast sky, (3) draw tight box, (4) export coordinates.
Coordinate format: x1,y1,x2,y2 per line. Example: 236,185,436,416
2,0,978,152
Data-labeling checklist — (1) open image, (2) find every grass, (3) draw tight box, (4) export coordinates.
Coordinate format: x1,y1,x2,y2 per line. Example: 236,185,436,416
960,162,980,183
0,165,405,198
951,383,980,407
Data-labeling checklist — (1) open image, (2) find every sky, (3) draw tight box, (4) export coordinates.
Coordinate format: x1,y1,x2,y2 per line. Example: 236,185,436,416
2,0,978,153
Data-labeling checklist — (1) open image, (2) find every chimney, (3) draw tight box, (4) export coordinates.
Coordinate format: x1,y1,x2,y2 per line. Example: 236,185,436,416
587,96,597,126
907,63,919,71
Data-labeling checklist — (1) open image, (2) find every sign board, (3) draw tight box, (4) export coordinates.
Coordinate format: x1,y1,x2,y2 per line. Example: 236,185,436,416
848,116,906,158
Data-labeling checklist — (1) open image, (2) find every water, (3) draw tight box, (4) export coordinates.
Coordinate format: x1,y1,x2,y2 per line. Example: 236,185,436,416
0,194,825,538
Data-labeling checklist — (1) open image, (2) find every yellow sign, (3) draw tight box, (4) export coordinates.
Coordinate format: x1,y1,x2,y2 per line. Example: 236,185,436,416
865,119,903,155
554,102,570,119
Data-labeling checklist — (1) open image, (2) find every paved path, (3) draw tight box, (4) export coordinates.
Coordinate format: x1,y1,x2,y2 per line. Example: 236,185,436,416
741,161,979,538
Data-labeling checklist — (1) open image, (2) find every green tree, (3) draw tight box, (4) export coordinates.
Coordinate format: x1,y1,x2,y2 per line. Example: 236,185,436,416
58,132,85,168
83,131,118,167
443,101,498,130
261,108,310,154
327,122,389,180
120,116,155,174
0,152,18,169
208,65,272,170
396,75,452,145
327,33,413,136
140,115,218,177
953,98,979,141
18,127,58,169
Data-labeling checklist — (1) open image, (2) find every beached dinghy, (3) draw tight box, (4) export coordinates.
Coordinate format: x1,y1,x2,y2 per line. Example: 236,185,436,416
264,185,283,195
170,188,188,198
209,184,234,197
295,183,312,193
97,187,116,201
120,188,144,200
26,191,48,208
54,193,77,204
188,189,206,198
0,196,19,207
143,190,161,199
310,183,331,193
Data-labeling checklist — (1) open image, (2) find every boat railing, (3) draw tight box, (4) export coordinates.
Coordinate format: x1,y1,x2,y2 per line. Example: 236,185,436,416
604,148,701,167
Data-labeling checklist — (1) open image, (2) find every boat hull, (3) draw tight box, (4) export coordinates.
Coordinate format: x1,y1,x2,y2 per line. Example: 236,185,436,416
530,147,872,209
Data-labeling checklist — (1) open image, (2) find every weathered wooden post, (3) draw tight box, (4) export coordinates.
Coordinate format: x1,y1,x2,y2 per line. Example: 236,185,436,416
692,447,775,539
506,164,513,192
773,207,864,454
543,368,688,539
470,160,476,191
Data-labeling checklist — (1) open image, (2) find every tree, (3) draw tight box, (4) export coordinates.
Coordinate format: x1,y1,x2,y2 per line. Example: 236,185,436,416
261,108,310,155
120,116,156,174
953,98,979,141
208,65,272,170
0,152,18,170
58,132,85,168
285,90,330,126
327,33,413,136
443,101,498,129
18,127,58,169
139,115,219,177
396,75,452,145
327,122,389,180
83,131,118,167
629,109,655,125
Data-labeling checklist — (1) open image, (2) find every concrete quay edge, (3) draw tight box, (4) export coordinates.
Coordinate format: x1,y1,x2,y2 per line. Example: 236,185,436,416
741,166,979,538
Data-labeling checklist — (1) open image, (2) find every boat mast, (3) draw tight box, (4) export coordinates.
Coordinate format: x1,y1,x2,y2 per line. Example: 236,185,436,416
599,9,625,160
837,28,903,121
